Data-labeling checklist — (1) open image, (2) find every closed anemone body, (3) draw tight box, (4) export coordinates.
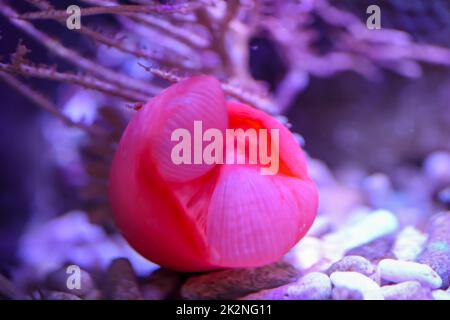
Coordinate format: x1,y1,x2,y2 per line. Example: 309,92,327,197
109,76,318,272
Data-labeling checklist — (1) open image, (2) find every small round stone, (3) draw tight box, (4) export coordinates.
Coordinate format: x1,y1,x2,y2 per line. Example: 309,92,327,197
378,259,443,289
286,272,332,300
432,289,450,300
326,256,375,277
330,271,383,300
381,281,432,300
392,227,427,261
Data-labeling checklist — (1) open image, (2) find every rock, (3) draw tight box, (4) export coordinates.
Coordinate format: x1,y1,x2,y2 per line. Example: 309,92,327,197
326,256,375,277
285,272,332,300
141,268,181,300
45,291,82,300
331,287,363,300
378,259,442,289
329,271,383,300
346,236,395,262
381,281,432,300
323,210,398,254
302,259,335,274
45,266,95,298
15,211,157,284
432,289,450,300
417,212,450,288
240,272,331,300
392,227,427,261
105,258,142,300
181,261,299,300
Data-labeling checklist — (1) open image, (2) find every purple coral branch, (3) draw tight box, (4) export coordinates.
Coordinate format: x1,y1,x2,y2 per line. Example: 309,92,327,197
19,1,206,20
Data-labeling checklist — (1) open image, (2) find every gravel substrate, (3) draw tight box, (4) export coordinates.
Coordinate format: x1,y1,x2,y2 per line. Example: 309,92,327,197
1,153,449,300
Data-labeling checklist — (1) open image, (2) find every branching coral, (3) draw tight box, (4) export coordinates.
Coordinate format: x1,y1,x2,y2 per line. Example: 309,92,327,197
0,0,450,113
1,0,449,114
1,0,450,226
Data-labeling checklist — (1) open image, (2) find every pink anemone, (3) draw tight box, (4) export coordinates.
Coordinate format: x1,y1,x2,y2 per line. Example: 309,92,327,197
109,75,318,272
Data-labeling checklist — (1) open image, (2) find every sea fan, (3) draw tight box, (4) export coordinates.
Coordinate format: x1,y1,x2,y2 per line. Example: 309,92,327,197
1,0,450,228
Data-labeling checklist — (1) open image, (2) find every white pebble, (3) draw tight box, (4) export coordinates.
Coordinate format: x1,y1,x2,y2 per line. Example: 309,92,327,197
287,272,332,300
392,227,427,261
378,259,442,289
330,272,384,300
285,237,323,270
381,281,423,300
432,290,450,300
323,209,398,252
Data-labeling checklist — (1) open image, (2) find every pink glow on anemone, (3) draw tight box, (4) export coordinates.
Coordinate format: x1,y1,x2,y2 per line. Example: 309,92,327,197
109,75,318,272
